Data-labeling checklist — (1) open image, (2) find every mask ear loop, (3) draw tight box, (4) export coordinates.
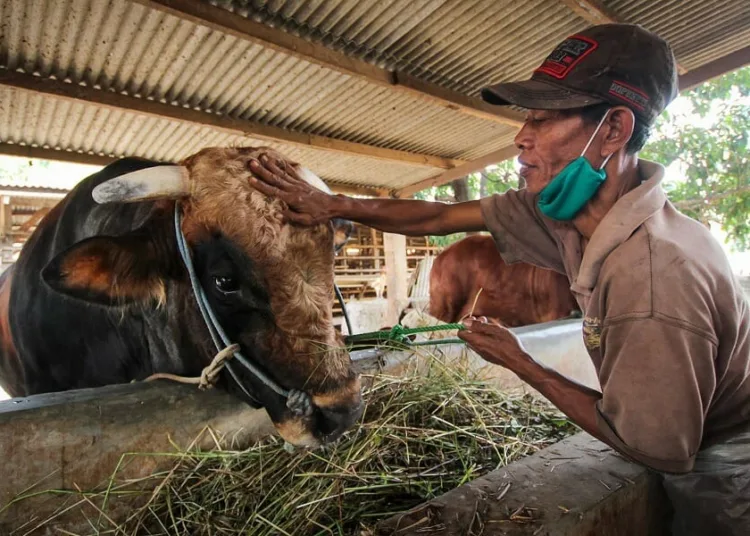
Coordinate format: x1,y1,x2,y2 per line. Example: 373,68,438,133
580,109,612,164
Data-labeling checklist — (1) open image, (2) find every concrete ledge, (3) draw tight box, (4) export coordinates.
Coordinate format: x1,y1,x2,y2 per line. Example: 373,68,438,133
375,432,672,535
0,382,275,532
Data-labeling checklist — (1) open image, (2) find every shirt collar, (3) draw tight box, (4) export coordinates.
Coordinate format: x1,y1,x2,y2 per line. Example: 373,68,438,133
571,159,668,296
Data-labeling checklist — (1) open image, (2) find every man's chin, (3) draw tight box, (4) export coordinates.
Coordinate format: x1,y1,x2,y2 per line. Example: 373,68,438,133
523,173,554,195
525,183,545,195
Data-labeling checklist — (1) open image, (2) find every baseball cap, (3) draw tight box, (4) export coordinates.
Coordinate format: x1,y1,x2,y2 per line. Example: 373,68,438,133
481,23,679,125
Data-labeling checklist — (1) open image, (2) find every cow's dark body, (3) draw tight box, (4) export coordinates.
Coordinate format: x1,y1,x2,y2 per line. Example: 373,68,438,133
0,159,205,397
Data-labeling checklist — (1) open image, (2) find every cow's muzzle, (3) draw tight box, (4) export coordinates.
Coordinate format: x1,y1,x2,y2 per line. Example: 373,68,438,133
314,399,364,442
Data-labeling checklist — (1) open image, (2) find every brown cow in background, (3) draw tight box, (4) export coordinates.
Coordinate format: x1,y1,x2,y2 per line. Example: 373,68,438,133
428,235,580,327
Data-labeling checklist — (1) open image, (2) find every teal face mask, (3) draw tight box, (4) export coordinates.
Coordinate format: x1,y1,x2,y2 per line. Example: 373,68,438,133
537,110,613,221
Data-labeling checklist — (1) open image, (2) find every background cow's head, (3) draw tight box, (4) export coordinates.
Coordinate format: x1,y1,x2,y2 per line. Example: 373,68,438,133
42,146,361,448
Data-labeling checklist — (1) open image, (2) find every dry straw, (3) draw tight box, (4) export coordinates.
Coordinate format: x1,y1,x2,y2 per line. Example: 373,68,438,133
13,351,576,535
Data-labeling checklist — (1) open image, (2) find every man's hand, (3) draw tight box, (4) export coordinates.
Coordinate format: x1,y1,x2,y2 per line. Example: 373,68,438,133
458,316,534,373
248,154,338,225
459,316,612,447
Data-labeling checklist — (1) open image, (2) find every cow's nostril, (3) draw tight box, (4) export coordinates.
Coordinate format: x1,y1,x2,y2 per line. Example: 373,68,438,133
317,403,364,439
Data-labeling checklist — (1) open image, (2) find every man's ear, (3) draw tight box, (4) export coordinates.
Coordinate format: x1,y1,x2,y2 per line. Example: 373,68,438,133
42,228,172,307
602,106,636,156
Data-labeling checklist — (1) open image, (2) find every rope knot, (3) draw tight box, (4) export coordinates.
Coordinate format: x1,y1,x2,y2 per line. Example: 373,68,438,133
388,324,410,345
199,343,240,390
141,343,240,389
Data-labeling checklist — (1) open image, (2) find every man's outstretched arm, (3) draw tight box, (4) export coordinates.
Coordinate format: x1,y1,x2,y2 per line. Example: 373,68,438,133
248,156,486,236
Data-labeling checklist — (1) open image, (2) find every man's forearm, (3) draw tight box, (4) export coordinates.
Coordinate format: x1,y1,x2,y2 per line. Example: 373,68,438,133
330,195,485,236
512,354,613,446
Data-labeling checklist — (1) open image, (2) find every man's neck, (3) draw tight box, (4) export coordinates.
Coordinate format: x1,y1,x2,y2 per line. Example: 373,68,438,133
573,154,641,240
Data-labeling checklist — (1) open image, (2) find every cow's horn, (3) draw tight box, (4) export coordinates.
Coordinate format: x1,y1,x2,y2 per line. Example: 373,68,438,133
296,167,332,194
92,165,190,204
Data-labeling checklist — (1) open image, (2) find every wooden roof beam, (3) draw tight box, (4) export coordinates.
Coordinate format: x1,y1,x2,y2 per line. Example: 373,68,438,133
0,143,115,168
678,45,750,91
18,208,52,233
396,144,519,198
0,142,385,198
0,69,464,174
0,186,68,199
133,0,524,128
558,0,625,26
557,0,688,74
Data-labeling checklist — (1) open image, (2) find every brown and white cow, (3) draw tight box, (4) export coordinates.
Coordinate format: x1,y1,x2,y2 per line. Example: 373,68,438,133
427,234,580,326
0,146,361,448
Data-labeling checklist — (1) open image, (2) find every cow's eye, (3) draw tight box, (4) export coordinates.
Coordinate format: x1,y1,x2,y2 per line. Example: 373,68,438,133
213,276,239,294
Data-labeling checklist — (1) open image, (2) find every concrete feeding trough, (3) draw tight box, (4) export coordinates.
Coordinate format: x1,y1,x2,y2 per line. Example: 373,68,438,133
377,432,671,535
0,319,670,534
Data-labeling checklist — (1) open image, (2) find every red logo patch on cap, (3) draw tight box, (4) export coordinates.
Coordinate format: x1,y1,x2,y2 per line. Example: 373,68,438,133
534,35,598,79
608,80,649,110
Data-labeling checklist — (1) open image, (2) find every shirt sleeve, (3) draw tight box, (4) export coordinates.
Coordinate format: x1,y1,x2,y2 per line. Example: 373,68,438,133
595,317,718,473
480,189,565,274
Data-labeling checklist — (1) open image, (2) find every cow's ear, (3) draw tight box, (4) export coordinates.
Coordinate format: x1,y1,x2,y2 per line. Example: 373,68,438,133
42,230,171,306
332,218,353,253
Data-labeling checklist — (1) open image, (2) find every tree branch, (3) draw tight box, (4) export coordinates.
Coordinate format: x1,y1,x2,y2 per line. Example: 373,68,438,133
673,184,750,209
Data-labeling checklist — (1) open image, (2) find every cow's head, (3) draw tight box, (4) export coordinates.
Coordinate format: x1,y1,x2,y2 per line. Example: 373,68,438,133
41,147,361,448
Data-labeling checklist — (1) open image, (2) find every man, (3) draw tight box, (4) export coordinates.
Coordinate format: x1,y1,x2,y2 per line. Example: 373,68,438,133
248,24,750,535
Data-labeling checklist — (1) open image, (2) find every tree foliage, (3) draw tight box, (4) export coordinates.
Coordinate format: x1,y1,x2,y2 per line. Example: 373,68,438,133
641,66,750,251
0,157,50,186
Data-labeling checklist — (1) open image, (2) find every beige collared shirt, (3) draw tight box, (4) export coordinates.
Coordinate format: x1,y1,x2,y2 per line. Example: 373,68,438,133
480,159,750,473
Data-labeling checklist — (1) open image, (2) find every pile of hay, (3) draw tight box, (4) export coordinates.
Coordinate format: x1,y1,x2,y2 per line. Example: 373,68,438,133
28,358,577,535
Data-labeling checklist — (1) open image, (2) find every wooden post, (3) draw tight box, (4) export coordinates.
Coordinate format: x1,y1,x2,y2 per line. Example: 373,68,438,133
371,227,380,270
384,232,408,325
0,198,5,241
3,198,12,239
1,198,11,272
0,197,10,242
0,195,13,272
0,199,4,272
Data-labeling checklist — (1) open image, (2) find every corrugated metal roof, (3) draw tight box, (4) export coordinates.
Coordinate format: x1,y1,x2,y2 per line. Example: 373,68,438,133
0,0,514,161
609,0,750,70
208,0,588,96
0,84,441,189
0,0,748,193
208,0,750,92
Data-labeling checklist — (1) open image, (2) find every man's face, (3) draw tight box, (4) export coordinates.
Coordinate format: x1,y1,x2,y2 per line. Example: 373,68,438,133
514,109,597,194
